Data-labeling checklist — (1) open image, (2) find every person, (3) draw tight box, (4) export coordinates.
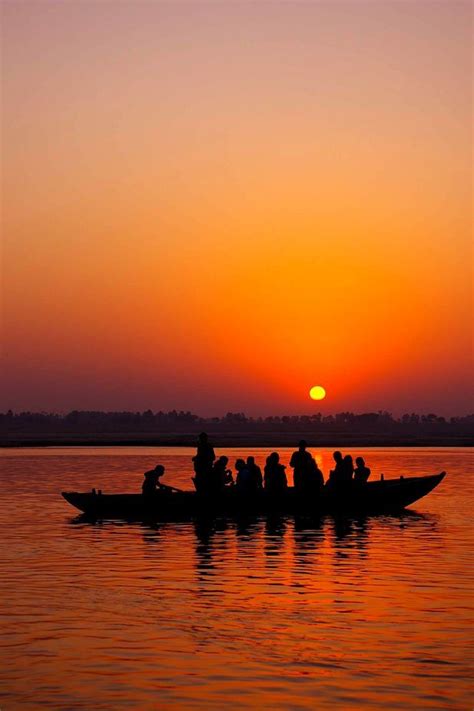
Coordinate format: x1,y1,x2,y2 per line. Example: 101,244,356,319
247,456,263,489
264,452,288,494
306,456,324,493
289,440,313,491
294,455,324,495
354,456,371,484
192,433,216,492
327,451,345,486
142,464,165,495
342,454,354,482
212,455,234,490
235,458,252,492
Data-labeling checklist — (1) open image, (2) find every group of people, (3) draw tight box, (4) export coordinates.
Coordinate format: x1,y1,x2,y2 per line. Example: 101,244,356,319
189,432,370,494
192,433,265,494
328,450,371,486
142,433,371,496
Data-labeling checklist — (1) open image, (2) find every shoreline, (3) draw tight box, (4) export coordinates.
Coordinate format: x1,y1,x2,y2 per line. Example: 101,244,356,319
1,436,472,448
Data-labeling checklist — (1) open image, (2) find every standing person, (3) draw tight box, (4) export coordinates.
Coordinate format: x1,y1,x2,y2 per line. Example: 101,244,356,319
354,457,371,484
264,452,288,494
247,456,263,489
290,440,313,491
192,432,216,492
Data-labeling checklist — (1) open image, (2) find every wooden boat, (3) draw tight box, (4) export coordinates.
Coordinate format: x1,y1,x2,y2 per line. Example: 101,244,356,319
62,472,445,520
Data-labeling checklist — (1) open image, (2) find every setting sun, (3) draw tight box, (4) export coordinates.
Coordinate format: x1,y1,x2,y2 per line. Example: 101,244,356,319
309,385,326,401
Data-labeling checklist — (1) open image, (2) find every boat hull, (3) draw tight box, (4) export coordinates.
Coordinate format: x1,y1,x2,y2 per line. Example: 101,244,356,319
62,472,446,520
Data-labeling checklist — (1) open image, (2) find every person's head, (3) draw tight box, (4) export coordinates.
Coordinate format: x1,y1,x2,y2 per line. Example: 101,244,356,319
333,451,342,463
344,455,353,465
198,432,208,442
219,455,228,466
355,457,364,467
299,440,307,450
154,465,165,477
247,456,255,466
271,452,279,463
235,458,245,471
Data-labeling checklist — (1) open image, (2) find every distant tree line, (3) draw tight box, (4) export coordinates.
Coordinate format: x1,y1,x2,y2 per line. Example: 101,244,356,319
0,409,473,435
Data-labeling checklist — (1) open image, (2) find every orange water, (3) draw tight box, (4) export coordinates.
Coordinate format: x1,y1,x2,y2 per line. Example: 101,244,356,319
1,447,472,709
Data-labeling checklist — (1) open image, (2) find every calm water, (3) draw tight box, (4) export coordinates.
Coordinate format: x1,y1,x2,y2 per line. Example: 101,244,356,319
1,447,472,709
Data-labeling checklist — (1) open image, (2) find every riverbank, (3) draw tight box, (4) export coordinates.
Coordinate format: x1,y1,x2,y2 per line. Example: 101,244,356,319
1,433,472,447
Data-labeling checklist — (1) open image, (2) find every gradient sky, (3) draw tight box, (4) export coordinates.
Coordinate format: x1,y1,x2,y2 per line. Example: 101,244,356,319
1,1,472,416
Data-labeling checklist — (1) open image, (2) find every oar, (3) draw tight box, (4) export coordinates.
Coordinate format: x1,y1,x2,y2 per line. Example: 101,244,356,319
159,484,183,493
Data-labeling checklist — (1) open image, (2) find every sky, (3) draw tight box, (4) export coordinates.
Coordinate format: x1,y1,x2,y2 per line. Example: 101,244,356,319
1,0,472,416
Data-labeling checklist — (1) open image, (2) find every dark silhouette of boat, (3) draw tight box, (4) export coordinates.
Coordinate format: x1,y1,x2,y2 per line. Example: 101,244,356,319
62,472,445,520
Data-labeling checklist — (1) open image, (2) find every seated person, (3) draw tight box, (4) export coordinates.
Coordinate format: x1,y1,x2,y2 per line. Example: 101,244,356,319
342,455,354,482
212,456,234,490
235,458,252,492
142,465,165,495
303,456,324,493
354,457,371,484
264,452,288,494
327,451,344,486
247,456,263,489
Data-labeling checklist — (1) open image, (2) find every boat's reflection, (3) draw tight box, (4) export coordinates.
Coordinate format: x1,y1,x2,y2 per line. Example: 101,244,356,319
263,516,288,564
193,519,230,577
68,509,439,584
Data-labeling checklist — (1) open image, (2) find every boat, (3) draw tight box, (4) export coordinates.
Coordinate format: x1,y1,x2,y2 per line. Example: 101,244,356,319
62,472,446,520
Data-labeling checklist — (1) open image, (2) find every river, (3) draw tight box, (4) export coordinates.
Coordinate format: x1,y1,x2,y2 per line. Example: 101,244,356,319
1,447,472,709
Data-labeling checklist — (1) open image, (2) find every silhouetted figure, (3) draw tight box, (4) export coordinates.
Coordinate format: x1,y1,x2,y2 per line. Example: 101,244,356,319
142,465,165,495
264,452,288,494
212,455,233,490
328,450,345,486
290,440,313,491
235,458,253,493
304,456,324,494
342,455,354,482
247,456,263,489
354,457,371,484
192,432,216,492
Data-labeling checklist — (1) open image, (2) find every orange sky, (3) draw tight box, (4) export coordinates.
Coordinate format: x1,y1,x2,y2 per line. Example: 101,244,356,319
1,1,472,415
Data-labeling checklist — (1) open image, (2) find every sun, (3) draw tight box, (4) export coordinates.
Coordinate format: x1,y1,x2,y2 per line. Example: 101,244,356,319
309,385,326,401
